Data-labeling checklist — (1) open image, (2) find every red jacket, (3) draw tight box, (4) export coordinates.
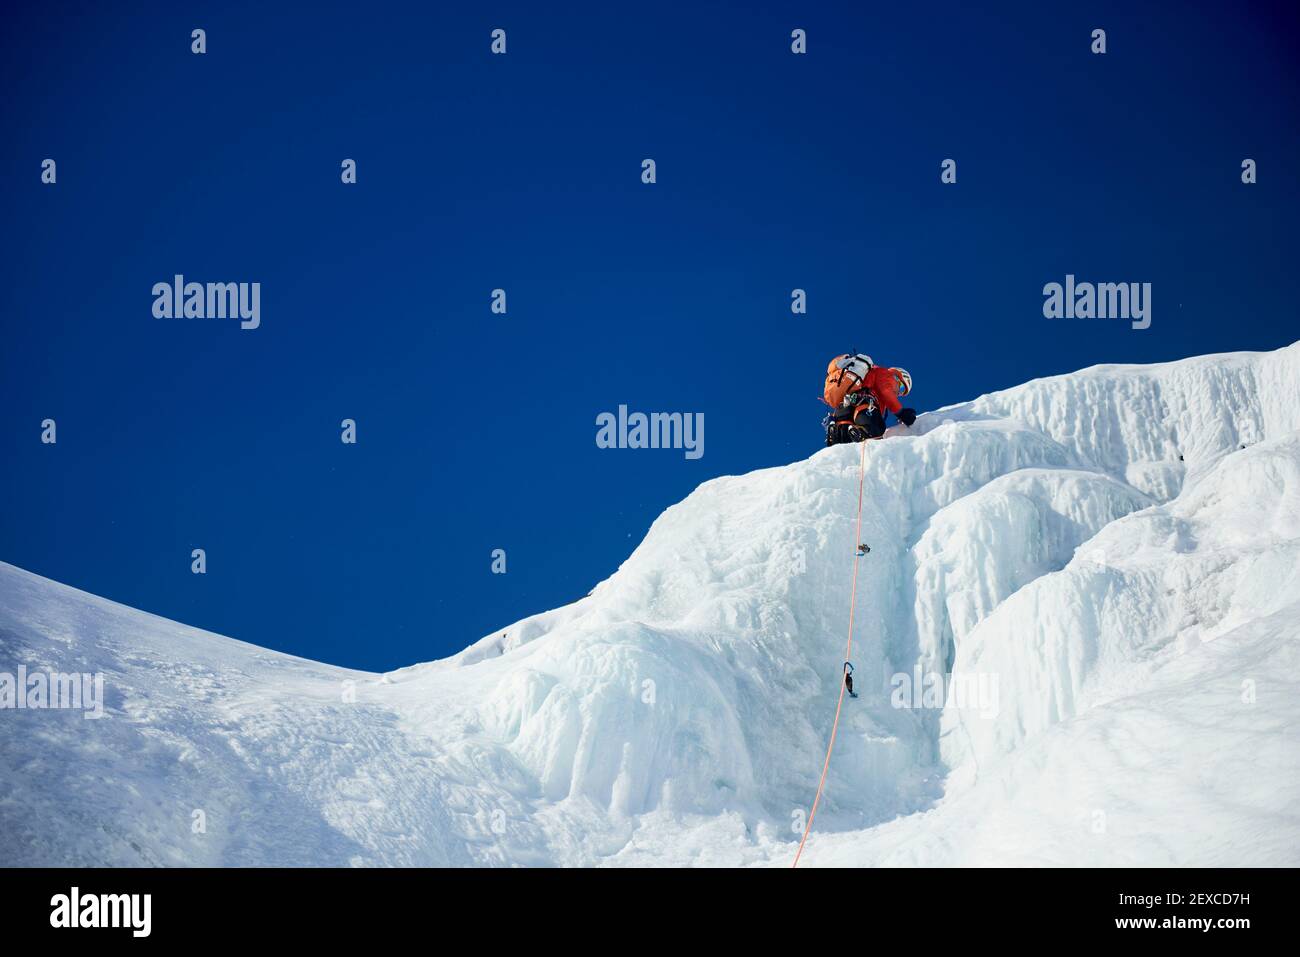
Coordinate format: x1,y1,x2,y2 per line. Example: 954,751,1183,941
858,365,903,415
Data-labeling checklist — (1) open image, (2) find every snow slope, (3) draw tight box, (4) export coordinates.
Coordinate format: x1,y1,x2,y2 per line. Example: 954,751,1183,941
3,343,1299,867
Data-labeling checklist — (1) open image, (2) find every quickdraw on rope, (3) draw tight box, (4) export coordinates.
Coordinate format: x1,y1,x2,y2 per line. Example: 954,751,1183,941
792,437,870,868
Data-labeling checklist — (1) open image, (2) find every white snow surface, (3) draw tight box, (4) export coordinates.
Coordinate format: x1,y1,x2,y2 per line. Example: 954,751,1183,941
3,343,1299,866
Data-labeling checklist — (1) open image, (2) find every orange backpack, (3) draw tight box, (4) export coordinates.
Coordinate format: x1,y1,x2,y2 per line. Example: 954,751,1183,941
823,354,873,408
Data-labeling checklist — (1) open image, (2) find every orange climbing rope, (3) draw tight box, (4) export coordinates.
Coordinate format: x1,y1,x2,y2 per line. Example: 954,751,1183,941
792,437,870,868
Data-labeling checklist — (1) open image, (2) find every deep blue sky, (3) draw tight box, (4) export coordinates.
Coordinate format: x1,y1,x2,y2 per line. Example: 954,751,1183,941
3,1,1297,670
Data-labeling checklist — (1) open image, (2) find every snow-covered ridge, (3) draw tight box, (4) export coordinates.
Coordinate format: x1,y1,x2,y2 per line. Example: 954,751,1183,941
3,342,1298,866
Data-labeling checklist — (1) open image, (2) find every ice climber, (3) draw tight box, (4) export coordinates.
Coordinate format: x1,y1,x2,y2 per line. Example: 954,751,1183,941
822,354,917,446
